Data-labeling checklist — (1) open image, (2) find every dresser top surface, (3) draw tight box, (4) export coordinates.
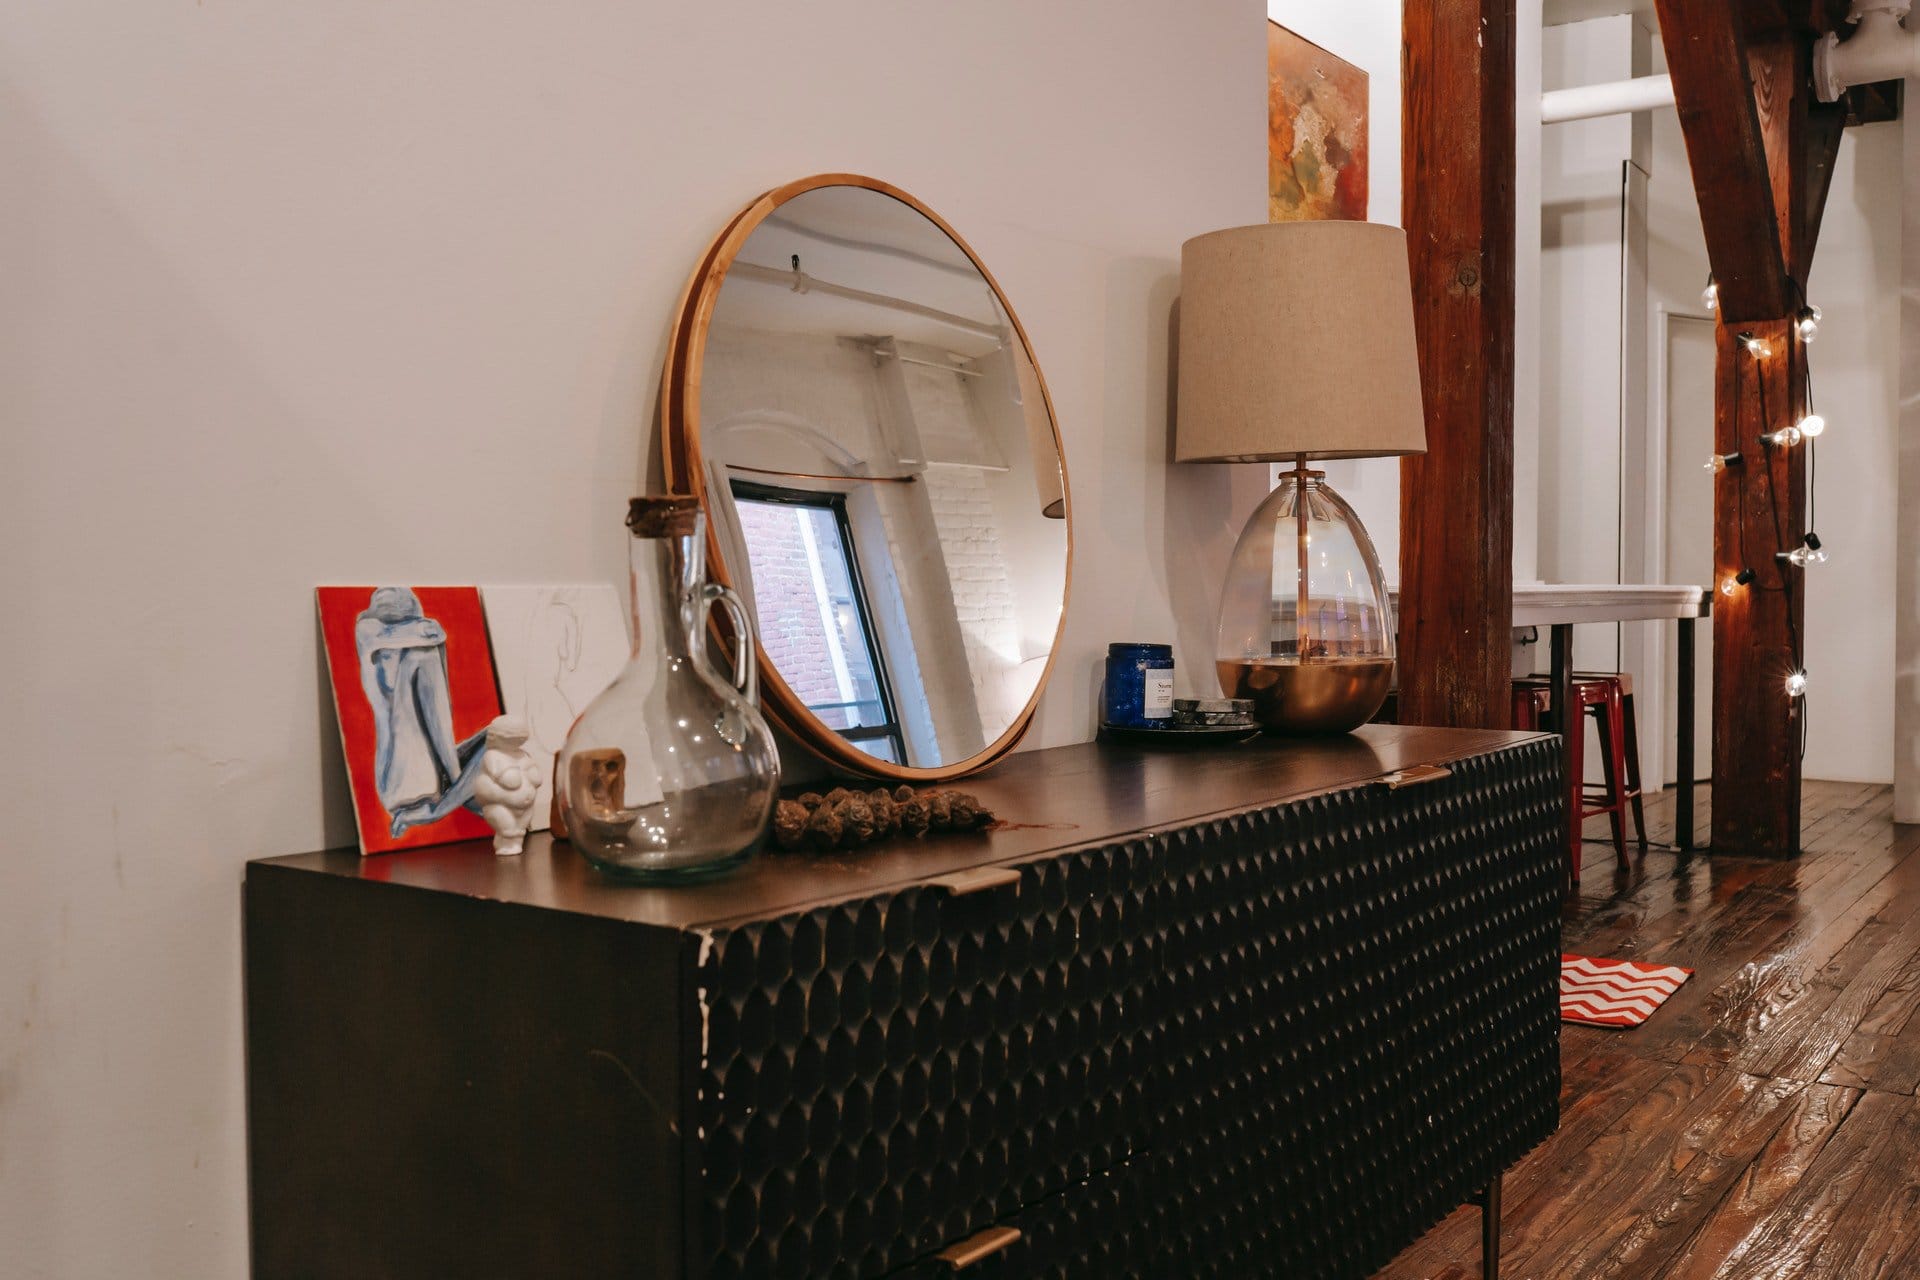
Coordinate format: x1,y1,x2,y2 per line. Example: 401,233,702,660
253,724,1546,931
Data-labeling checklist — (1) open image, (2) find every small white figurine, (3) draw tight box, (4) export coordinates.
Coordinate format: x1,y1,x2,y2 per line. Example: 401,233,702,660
474,715,541,855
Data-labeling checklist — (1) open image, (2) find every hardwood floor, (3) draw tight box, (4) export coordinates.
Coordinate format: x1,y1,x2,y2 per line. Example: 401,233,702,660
1374,779,1920,1280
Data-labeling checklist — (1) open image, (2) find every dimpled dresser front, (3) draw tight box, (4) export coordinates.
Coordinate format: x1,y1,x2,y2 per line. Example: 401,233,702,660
245,726,1563,1280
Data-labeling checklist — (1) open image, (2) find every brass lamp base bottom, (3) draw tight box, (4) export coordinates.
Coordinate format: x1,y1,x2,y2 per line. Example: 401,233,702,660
1217,657,1395,735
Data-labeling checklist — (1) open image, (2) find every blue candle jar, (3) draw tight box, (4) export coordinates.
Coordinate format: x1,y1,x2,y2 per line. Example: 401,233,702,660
1104,642,1176,728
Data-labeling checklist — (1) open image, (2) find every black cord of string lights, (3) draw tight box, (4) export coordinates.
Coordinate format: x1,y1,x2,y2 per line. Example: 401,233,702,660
1751,359,1809,760
1807,358,1819,538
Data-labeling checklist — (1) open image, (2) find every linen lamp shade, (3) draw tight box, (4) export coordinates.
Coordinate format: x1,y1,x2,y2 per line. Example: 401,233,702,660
1175,222,1427,463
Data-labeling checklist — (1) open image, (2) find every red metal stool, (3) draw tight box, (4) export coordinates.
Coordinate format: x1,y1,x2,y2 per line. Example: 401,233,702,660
1574,671,1648,851
1512,675,1636,881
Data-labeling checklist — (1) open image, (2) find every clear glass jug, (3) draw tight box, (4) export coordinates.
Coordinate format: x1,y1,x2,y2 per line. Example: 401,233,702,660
556,497,780,881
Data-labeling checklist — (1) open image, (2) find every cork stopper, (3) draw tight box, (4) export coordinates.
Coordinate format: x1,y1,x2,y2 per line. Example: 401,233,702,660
626,495,702,538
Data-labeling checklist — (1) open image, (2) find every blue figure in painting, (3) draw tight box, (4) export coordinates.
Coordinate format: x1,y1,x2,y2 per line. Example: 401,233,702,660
354,587,489,838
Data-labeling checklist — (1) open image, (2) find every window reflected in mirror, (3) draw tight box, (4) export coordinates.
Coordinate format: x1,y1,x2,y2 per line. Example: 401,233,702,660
730,481,906,765
684,181,1071,773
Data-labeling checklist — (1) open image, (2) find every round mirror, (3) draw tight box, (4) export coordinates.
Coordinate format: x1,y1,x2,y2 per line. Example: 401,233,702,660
664,175,1071,780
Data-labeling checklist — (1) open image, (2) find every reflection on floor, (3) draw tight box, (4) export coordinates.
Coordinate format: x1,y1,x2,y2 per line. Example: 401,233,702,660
1374,780,1920,1280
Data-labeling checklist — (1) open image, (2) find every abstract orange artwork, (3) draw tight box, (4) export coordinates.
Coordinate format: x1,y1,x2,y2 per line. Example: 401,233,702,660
1268,21,1369,222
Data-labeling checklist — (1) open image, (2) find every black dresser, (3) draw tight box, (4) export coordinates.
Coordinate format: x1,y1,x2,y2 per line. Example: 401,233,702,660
245,725,1563,1279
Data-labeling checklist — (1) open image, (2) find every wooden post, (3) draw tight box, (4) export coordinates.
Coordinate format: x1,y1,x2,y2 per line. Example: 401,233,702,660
1711,318,1806,856
1654,4,1851,855
1397,0,1518,730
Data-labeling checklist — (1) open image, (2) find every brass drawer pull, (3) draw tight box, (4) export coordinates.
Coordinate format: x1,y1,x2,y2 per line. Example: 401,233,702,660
1381,764,1453,789
927,867,1021,896
936,1225,1021,1269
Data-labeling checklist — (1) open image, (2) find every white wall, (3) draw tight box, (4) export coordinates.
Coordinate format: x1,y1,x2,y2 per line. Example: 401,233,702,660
1266,0,1405,573
0,4,1267,1274
1901,92,1920,819
1538,18,1644,618
1801,122,1902,783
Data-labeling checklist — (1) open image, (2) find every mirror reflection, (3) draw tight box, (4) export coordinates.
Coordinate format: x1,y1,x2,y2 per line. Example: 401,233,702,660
697,185,1069,770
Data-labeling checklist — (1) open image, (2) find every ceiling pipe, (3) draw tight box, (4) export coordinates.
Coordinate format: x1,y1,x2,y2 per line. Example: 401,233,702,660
1540,73,1675,124
1815,0,1916,101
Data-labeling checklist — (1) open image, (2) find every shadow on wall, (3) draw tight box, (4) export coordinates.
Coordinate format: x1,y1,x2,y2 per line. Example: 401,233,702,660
1098,256,1255,712
1162,274,1255,700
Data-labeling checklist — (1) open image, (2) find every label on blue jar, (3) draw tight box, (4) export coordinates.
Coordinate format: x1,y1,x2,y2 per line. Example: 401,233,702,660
1144,669,1175,718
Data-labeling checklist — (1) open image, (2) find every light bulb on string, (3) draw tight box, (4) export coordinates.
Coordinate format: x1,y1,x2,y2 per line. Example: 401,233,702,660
1705,452,1743,474
1740,331,1772,359
1786,670,1809,699
1798,413,1826,438
1797,305,1822,342
1703,277,1719,312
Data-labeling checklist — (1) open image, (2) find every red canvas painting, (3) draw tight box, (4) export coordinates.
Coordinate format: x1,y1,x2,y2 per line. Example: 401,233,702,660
1269,21,1370,223
318,586,504,855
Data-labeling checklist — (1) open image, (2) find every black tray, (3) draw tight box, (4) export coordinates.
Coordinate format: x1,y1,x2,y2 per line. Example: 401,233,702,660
1098,721,1262,748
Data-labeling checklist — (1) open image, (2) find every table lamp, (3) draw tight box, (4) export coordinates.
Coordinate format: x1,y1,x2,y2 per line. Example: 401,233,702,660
1175,222,1428,733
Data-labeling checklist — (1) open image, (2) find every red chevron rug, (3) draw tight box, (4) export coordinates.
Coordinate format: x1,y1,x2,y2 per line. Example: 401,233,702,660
1560,954,1693,1028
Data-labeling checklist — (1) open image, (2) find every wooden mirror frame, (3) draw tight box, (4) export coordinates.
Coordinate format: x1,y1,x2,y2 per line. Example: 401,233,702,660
662,173,1073,782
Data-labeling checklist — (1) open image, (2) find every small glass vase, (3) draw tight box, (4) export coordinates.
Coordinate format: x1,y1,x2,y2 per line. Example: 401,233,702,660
556,497,780,881
1215,468,1395,734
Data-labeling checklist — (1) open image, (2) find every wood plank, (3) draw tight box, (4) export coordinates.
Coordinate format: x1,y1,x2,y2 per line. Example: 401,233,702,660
1680,1091,1920,1279
1505,1071,1811,1279
1651,0,1792,320
1725,923,1920,1082
1395,0,1516,732
1662,1082,1860,1279
1650,838,1920,1069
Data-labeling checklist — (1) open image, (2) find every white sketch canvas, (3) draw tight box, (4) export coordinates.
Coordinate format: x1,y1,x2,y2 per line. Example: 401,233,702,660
480,585,630,832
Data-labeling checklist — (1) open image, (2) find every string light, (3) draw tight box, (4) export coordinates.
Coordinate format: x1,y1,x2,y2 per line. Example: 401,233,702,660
1797,412,1826,439
1785,670,1809,699
1705,452,1743,474
1740,331,1773,359
1797,305,1822,343
1703,276,1719,312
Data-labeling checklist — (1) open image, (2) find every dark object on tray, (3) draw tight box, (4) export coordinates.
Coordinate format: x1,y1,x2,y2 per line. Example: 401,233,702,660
1171,696,1256,726
770,784,994,852
1100,721,1261,747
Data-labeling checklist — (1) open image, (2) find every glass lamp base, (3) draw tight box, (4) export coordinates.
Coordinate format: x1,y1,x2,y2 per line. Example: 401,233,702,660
1216,655,1394,735
1214,464,1397,736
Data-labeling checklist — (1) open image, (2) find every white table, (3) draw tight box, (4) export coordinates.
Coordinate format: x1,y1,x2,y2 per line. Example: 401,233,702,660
1392,583,1712,853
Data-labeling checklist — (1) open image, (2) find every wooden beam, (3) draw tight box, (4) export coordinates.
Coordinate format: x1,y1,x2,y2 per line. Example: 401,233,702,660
1710,318,1806,856
1658,6,1833,856
1800,95,1848,275
1653,0,1793,321
1844,80,1902,126
1397,0,1516,731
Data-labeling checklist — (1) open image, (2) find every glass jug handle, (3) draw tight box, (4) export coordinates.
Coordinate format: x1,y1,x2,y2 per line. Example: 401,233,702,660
700,582,758,704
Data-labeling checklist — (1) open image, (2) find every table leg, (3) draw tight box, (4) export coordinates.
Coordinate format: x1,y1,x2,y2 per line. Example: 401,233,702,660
1676,616,1696,852
1481,1173,1503,1280
1551,624,1575,894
